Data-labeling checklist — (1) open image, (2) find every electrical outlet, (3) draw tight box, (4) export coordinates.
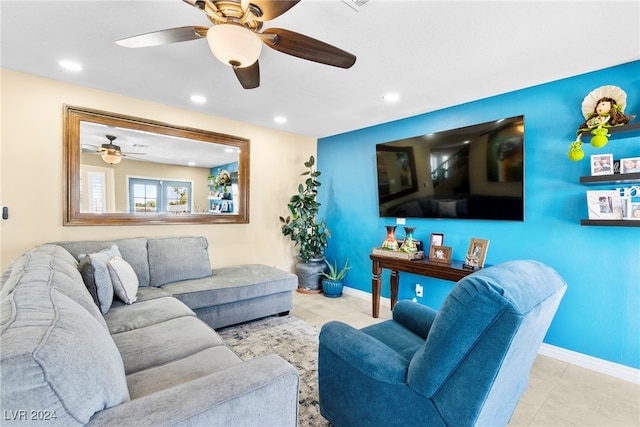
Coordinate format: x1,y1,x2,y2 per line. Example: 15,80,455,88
415,284,423,297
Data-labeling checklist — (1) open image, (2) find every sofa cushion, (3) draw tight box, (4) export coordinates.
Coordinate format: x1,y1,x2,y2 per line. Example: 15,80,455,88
132,286,173,302
111,316,224,375
78,245,121,314
108,257,139,304
105,296,196,335
0,286,129,426
126,346,242,399
1,245,107,330
56,237,151,287
162,264,297,310
148,236,212,287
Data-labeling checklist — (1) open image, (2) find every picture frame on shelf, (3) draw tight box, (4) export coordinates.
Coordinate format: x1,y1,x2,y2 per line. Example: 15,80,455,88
613,159,621,174
586,190,623,220
620,157,640,174
590,154,614,176
430,233,444,248
622,197,640,220
464,238,490,268
429,245,452,264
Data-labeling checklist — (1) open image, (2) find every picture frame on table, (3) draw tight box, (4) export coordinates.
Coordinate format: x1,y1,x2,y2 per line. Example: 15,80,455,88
430,233,444,248
586,190,623,220
429,245,452,264
620,157,640,174
590,154,614,176
464,238,490,268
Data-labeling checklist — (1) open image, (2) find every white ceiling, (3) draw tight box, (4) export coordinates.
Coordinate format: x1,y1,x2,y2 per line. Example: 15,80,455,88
2,0,639,139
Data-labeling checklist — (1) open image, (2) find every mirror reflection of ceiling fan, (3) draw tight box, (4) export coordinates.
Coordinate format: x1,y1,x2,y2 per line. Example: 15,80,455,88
82,135,146,165
115,0,356,89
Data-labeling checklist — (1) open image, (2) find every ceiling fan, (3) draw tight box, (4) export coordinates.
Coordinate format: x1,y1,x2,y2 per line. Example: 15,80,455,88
83,135,145,165
115,0,356,89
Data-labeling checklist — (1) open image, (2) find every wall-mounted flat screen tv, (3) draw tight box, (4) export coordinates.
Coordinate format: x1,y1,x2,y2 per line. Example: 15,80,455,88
376,115,524,221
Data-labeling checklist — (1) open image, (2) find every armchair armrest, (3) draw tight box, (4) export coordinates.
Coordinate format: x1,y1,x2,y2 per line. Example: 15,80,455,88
87,354,299,427
393,300,437,339
319,321,408,384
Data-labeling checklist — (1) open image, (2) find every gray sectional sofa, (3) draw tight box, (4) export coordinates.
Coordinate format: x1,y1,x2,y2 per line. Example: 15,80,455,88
1,236,299,426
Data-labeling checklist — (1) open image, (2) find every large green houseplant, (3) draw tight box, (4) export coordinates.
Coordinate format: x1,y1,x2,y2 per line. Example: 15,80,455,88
280,155,331,292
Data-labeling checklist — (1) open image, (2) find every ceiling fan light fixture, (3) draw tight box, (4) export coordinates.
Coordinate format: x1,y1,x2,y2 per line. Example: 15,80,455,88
207,24,262,68
102,152,122,165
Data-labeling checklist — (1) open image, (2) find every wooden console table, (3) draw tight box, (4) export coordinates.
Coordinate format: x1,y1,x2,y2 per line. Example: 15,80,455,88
370,253,480,318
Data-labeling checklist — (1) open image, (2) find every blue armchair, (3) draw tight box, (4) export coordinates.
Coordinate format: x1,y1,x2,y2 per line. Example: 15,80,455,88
318,260,567,427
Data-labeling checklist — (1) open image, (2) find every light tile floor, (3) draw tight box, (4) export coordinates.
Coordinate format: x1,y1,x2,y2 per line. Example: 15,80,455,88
291,291,640,427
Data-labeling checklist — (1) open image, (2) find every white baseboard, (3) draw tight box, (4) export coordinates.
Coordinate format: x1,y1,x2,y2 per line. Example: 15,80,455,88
342,287,640,385
343,286,390,304
538,343,639,384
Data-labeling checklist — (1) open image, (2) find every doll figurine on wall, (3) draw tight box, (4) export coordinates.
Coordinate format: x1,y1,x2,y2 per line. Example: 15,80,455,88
568,85,635,161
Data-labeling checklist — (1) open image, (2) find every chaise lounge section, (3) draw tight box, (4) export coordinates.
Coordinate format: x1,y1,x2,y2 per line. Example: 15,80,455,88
56,235,298,329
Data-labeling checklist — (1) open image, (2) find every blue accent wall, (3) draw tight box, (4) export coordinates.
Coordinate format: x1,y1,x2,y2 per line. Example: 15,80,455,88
317,61,640,369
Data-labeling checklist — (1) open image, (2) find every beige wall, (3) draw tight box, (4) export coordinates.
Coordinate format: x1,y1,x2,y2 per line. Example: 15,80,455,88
0,69,316,272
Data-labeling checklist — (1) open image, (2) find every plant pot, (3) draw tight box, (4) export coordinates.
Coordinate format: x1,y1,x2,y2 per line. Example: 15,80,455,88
322,278,343,298
295,257,326,293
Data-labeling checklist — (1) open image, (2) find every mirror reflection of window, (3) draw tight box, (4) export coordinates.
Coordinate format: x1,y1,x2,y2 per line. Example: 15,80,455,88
131,180,158,214
80,165,115,213
129,178,192,214
167,185,190,214
88,172,105,213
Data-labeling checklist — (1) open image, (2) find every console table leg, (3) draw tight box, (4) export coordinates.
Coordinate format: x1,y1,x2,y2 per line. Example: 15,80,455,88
390,270,399,310
371,261,382,318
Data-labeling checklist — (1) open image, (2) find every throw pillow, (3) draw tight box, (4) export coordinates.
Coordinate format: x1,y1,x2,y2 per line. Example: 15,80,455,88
107,257,139,304
78,256,101,308
438,200,458,218
77,245,121,314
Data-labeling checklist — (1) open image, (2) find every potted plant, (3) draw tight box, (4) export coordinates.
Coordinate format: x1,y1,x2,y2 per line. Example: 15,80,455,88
319,257,351,298
280,155,331,292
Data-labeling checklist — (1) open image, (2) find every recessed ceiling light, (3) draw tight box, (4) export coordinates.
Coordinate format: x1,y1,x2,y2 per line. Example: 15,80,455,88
190,95,206,104
383,93,400,102
188,162,196,166
58,59,82,72
274,116,287,124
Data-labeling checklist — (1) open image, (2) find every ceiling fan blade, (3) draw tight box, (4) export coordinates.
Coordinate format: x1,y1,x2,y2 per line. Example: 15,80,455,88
249,0,300,21
233,61,260,89
116,26,208,48
261,28,356,69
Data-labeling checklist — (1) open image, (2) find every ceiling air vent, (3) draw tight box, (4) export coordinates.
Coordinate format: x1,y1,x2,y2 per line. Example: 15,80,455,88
342,0,374,12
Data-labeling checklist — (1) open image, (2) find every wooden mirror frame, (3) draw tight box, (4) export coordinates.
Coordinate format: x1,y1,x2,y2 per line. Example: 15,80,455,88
63,105,250,225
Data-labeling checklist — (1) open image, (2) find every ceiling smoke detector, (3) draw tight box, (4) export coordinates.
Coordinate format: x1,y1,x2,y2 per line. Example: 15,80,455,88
342,0,375,12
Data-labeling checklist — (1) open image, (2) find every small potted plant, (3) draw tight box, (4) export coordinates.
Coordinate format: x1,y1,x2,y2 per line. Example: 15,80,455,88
319,257,351,298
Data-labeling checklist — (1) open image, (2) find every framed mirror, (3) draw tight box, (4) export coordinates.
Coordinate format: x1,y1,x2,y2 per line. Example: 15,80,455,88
63,105,250,225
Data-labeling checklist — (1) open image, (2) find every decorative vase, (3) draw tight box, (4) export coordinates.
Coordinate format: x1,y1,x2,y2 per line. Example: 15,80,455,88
382,225,399,250
400,227,418,253
322,278,343,298
295,257,326,293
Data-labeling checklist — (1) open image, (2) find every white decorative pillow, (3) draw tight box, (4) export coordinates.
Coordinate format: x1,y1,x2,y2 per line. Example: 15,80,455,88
107,257,139,304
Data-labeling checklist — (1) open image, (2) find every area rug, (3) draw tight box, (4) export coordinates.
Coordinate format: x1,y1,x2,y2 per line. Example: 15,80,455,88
217,315,331,427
